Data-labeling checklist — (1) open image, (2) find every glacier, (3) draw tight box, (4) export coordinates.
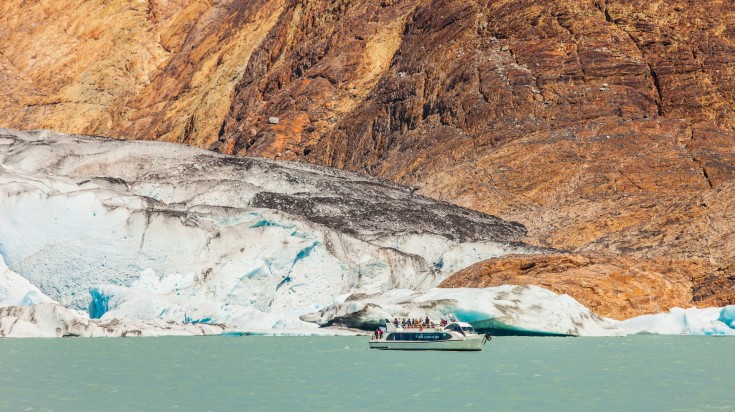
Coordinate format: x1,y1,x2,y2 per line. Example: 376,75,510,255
0,128,729,338
2,128,577,335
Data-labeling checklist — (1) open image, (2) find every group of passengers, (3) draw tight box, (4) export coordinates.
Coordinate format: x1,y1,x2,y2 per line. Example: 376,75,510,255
392,316,448,330
372,316,451,340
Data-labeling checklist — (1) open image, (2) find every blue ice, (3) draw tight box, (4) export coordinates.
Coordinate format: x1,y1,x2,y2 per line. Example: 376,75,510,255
88,288,110,319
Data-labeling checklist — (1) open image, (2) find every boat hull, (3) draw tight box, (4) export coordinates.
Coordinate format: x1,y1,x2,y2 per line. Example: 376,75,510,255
369,334,488,351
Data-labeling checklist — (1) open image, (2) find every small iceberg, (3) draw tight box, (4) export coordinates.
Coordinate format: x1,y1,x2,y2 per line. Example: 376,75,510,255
621,306,735,336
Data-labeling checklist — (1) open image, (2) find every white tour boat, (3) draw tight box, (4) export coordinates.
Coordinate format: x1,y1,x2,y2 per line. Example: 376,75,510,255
369,319,491,351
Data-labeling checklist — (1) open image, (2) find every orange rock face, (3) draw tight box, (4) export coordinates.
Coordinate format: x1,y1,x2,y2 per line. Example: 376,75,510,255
2,0,735,315
0,0,286,148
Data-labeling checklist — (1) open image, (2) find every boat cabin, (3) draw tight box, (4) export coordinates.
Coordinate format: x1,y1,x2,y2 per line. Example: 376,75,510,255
444,322,477,335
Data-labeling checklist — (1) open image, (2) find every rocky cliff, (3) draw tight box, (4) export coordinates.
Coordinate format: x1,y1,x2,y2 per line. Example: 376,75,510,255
2,0,735,317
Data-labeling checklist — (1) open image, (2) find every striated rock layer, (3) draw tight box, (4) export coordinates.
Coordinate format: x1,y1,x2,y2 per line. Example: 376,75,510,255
0,0,286,147
2,1,735,314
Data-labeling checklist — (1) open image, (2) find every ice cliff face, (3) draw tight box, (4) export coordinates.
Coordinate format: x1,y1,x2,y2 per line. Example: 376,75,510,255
0,128,547,332
0,303,224,338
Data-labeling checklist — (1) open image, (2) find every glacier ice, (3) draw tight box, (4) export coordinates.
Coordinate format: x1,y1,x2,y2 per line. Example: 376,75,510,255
621,306,735,336
0,128,551,334
0,253,55,308
0,303,224,338
301,285,624,336
718,306,735,328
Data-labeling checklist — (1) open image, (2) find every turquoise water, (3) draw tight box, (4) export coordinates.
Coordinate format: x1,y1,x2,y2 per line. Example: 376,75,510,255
0,336,733,411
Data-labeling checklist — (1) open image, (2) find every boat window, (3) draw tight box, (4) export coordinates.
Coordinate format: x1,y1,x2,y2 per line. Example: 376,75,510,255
419,333,451,341
462,326,475,333
385,333,453,341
